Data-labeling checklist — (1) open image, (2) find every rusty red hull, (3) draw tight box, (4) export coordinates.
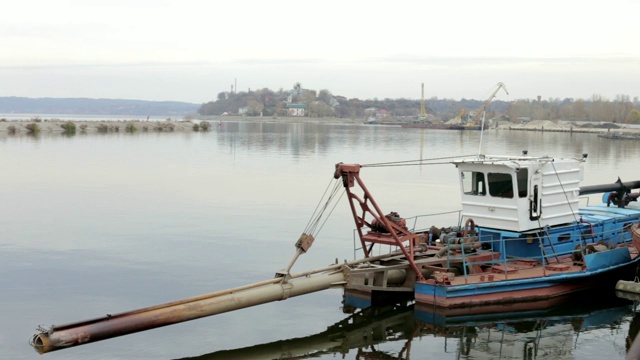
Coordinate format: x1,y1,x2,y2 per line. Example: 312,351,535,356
414,258,638,317
416,281,587,316
415,293,573,320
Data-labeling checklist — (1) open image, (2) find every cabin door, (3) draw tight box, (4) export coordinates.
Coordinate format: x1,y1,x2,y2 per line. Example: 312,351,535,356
529,177,542,221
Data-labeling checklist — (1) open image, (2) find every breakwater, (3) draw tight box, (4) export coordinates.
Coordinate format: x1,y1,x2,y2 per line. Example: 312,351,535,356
0,119,207,134
494,119,640,135
1,117,638,137
0,116,361,135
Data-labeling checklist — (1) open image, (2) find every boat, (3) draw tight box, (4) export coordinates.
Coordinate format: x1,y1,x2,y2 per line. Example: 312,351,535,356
363,117,403,126
30,151,640,353
364,116,377,124
335,152,640,318
400,121,480,130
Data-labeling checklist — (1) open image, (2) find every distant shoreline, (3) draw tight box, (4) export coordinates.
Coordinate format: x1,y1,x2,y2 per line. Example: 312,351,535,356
0,115,360,134
0,117,638,136
0,119,194,133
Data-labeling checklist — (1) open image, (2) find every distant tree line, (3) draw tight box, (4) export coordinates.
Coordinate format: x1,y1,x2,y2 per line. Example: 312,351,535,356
198,85,640,124
506,94,640,123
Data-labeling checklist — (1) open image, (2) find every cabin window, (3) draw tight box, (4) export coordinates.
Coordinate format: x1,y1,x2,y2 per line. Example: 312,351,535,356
461,171,486,196
516,169,528,198
488,172,514,198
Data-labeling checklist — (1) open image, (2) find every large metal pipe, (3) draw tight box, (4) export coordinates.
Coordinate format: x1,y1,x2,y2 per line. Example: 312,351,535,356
579,179,640,196
31,270,346,354
30,245,425,354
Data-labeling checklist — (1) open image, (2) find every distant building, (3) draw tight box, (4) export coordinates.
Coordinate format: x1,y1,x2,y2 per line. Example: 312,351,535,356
376,109,390,118
365,108,391,118
285,103,306,116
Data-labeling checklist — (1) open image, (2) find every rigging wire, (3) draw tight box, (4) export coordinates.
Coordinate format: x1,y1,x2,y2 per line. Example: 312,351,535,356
551,161,581,223
362,154,477,168
303,154,477,238
300,152,485,241
313,189,345,237
303,178,344,237
304,177,338,232
300,155,471,240
279,178,343,275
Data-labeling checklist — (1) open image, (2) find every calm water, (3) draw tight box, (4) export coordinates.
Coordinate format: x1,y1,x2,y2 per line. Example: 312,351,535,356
1,122,640,360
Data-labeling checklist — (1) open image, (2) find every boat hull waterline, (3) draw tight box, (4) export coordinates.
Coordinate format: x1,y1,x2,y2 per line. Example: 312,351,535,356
416,255,638,315
334,154,640,319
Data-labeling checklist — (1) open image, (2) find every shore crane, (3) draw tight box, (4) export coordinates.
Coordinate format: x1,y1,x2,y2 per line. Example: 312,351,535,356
419,83,427,119
472,82,509,123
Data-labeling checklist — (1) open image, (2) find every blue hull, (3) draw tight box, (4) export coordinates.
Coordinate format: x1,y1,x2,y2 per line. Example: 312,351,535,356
415,248,638,316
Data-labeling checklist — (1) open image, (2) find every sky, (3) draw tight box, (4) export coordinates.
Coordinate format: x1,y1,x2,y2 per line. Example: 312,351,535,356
2,0,639,104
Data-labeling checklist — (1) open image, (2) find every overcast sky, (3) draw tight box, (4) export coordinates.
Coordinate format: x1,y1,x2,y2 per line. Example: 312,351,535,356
2,0,639,104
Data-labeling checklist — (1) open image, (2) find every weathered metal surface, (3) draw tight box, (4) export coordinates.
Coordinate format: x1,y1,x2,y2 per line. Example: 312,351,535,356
616,279,640,294
31,270,346,354
416,261,638,316
579,179,640,196
334,162,426,281
31,247,423,354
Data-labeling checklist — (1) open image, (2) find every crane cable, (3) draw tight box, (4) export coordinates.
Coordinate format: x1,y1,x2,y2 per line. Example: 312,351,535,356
362,154,478,168
277,177,344,278
283,154,477,275
303,177,344,238
304,154,477,237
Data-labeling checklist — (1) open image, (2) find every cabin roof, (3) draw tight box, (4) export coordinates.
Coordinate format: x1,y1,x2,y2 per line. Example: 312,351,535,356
452,154,584,169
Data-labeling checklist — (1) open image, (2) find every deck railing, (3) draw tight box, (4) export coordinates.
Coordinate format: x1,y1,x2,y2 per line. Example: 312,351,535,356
442,224,635,282
352,212,638,282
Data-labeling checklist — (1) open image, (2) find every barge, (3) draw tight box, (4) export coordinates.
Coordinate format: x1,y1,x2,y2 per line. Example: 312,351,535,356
335,152,640,316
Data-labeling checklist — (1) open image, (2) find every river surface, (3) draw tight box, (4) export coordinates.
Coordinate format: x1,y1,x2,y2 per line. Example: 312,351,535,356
2,122,640,360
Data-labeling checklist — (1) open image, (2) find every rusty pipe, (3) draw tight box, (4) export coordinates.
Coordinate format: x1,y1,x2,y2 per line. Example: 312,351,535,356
30,248,423,354
31,270,346,354
579,179,640,196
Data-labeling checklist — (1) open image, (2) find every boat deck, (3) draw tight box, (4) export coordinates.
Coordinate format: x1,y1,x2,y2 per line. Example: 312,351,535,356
444,259,585,286
345,243,639,292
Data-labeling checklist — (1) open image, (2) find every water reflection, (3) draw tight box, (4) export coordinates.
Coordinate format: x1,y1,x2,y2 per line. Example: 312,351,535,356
4,122,640,359
178,292,638,360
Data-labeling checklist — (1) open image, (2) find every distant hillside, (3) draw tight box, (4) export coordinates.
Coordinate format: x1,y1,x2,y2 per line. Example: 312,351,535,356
0,97,200,116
